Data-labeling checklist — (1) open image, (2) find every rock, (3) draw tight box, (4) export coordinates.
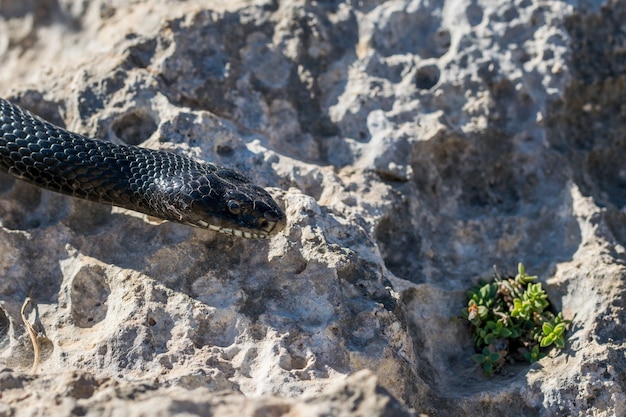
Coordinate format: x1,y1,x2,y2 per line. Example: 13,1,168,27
0,0,625,416
0,369,417,417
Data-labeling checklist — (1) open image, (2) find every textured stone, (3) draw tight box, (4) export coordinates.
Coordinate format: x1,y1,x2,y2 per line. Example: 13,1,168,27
0,0,625,416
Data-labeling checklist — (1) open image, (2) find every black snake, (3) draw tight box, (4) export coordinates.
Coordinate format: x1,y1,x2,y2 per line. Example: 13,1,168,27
0,98,286,238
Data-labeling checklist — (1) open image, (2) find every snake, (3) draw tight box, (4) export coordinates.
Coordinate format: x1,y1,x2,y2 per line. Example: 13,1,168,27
0,98,286,238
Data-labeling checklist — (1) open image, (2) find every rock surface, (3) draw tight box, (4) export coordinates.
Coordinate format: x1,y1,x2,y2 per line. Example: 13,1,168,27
0,0,624,416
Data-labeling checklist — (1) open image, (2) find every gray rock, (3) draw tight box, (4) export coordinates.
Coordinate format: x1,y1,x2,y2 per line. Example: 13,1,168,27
0,0,624,416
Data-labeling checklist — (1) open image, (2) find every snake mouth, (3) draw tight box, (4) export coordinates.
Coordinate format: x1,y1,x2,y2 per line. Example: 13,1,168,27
192,215,285,239
210,225,270,239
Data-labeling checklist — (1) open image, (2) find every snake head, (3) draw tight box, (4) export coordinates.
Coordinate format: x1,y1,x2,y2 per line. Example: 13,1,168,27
179,167,286,239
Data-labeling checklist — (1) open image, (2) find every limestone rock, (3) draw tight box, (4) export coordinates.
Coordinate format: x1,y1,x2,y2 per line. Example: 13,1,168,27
0,0,625,416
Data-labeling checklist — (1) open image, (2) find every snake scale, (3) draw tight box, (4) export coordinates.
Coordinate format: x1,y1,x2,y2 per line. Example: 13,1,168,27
0,98,286,238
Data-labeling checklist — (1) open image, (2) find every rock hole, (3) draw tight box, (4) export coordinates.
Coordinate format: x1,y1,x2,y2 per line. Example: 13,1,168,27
70,265,110,328
0,307,9,348
374,215,422,282
216,144,234,156
111,111,158,146
191,311,238,348
291,355,307,370
467,4,484,26
415,65,440,90
0,180,70,230
434,30,451,52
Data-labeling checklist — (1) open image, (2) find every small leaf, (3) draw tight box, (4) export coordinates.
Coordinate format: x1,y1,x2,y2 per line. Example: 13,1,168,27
554,323,566,336
483,362,493,374
554,336,566,349
540,335,555,347
480,286,490,299
542,322,554,335
472,354,486,364
526,345,546,363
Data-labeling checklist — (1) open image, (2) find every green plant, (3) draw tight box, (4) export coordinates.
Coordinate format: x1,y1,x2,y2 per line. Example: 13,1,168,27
461,263,571,375
472,347,503,376
524,345,545,363
540,312,568,348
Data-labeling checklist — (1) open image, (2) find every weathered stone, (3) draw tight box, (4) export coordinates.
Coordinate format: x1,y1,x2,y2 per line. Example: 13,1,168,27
0,1,624,416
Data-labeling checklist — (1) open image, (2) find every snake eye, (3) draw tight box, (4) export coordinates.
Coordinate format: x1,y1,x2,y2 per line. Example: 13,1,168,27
227,200,242,215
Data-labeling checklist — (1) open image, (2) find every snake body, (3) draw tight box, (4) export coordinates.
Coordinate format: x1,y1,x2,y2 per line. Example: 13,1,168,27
0,98,285,238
